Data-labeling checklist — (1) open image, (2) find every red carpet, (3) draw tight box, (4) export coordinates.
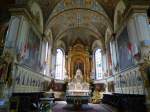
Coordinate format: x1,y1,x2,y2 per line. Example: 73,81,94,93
52,101,117,112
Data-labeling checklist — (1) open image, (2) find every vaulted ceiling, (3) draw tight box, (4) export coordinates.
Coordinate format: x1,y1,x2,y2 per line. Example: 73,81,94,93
39,0,149,50
39,0,119,21
45,0,114,49
1,0,149,51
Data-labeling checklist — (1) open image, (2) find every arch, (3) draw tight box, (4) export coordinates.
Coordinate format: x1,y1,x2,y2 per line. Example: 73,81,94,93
46,8,112,32
49,0,109,20
46,0,113,41
55,26,102,41
55,40,66,52
55,48,65,80
47,8,112,28
92,40,103,51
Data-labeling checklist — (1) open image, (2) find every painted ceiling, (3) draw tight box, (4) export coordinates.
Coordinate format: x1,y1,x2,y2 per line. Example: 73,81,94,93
39,0,119,21
45,0,113,48
2,0,149,50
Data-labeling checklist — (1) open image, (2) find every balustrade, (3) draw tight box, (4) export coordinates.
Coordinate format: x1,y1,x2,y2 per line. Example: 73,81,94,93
13,64,51,93
115,66,144,94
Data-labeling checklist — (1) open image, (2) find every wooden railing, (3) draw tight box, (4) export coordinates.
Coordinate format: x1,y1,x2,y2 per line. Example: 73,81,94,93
12,64,51,93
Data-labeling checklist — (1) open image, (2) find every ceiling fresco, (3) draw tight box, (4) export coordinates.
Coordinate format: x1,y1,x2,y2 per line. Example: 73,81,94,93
48,0,107,19
49,9,109,39
2,0,150,50
39,0,119,21
46,0,111,49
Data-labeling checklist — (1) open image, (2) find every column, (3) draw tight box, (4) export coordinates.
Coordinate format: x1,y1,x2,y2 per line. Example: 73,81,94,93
65,55,69,80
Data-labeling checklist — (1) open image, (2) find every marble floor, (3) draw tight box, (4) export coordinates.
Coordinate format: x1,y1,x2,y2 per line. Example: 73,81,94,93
52,101,118,112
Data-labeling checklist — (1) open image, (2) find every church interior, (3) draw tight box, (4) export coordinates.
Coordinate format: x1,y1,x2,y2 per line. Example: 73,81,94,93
0,0,150,112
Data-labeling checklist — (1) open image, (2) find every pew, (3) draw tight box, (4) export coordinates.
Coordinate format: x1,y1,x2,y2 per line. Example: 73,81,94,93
102,93,147,112
10,92,55,112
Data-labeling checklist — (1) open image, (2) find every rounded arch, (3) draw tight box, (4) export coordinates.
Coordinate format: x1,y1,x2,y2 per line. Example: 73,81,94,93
55,26,102,41
55,40,66,52
48,0,109,20
56,48,64,55
92,40,103,52
47,8,112,28
55,48,65,80
46,0,113,43
94,48,103,80
47,8,111,39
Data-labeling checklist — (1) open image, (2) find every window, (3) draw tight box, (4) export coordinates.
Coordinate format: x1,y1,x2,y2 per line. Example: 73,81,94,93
95,49,102,80
44,42,49,75
55,49,65,80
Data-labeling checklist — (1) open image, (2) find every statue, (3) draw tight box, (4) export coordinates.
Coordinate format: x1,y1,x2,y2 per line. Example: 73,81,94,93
66,68,91,106
67,68,90,95
0,52,13,100
74,69,83,83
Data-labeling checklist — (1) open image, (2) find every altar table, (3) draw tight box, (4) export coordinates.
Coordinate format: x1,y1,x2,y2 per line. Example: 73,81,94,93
65,95,90,106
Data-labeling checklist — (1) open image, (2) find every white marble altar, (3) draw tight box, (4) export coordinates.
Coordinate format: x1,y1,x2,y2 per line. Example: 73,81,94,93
66,69,91,96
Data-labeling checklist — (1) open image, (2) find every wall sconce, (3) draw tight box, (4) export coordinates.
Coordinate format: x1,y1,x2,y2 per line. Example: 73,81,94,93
147,6,150,24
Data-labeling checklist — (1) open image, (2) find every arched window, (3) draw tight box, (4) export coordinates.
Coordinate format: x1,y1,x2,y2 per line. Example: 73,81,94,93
95,49,102,80
55,49,65,80
43,42,49,75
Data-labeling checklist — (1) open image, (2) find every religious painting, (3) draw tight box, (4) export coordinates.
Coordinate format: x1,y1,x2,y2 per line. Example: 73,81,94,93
117,26,134,71
106,43,112,76
5,16,21,49
21,28,41,71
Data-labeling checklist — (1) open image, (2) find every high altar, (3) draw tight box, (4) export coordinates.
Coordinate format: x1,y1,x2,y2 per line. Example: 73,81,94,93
66,69,91,105
65,41,92,105
66,69,91,96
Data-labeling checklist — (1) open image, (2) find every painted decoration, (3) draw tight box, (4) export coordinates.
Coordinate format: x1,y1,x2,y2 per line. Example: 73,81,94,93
50,0,106,18
117,27,134,70
21,28,41,71
5,16,21,49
